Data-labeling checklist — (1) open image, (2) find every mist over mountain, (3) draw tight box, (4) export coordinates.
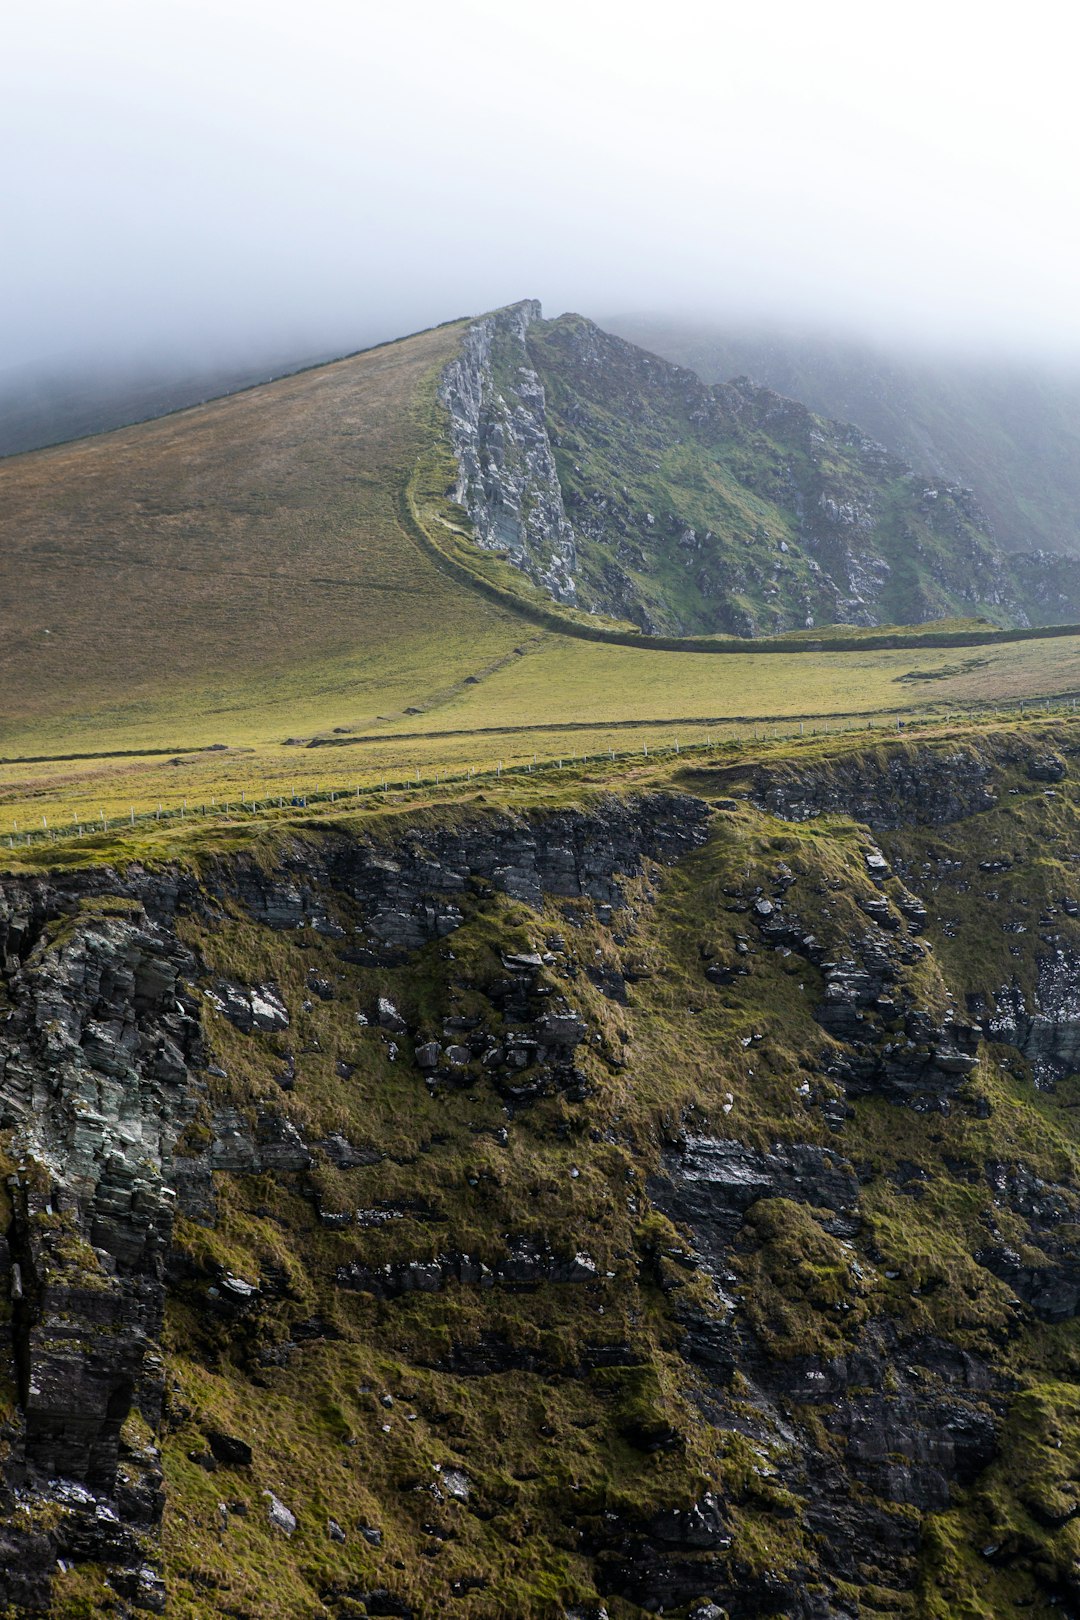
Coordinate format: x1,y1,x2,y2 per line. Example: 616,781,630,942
607,317,1080,562
439,303,1080,635
7,286,1080,1619
0,348,335,459
10,4,1080,1615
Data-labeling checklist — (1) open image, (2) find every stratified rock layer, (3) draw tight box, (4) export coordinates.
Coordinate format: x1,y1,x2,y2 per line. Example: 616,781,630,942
3,737,1080,1616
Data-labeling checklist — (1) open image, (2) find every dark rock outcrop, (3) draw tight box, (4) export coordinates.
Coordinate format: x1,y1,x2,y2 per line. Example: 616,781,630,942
0,791,709,1610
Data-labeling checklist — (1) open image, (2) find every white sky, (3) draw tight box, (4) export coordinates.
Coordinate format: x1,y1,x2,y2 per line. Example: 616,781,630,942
3,0,1078,369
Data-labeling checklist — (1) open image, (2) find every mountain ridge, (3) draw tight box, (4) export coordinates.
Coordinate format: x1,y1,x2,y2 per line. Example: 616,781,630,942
605,315,1080,562
440,303,1080,637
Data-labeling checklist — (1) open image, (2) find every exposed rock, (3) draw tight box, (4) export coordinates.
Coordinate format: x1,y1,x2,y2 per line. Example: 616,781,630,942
206,979,289,1032
439,300,579,603
1028,751,1067,782
265,1491,297,1534
205,1430,252,1468
2,751,1080,1615
438,307,1065,635
747,738,1004,828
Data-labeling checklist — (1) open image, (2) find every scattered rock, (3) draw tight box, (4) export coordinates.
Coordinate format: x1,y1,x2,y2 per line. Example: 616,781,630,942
264,1493,296,1535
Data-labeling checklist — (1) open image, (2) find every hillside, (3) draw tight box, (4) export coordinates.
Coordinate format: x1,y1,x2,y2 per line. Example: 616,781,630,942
8,303,1080,1618
442,304,1080,637
0,350,333,461
5,303,1080,855
606,316,1080,563
0,319,531,756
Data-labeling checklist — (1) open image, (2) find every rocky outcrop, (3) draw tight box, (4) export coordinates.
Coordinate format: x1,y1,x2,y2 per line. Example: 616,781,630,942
0,899,202,1608
220,790,711,959
644,1133,1000,1609
649,1137,861,1250
439,299,579,603
745,737,1006,828
0,792,710,1612
438,307,1075,635
5,745,1080,1614
972,947,1080,1088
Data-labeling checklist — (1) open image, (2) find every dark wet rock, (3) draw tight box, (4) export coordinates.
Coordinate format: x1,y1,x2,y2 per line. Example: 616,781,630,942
976,1165,1080,1320
223,792,710,959
1028,752,1067,782
336,1240,599,1299
649,1137,861,1262
747,738,1008,827
747,878,980,1104
206,979,289,1032
319,1133,381,1169
205,1429,252,1468
323,1590,412,1618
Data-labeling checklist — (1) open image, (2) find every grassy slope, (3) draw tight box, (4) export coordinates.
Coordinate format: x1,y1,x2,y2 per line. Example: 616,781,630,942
4,309,1080,848
0,320,525,754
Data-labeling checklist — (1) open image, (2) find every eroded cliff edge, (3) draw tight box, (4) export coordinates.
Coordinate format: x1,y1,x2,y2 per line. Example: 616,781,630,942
4,735,1080,1617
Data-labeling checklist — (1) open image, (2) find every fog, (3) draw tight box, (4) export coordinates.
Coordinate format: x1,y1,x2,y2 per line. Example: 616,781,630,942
4,0,1078,377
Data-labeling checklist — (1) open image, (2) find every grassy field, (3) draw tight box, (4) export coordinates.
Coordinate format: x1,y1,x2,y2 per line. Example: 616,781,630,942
0,318,527,755
5,310,1080,847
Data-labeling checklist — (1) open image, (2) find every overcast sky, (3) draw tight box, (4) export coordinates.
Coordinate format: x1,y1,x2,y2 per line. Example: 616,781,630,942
3,0,1077,372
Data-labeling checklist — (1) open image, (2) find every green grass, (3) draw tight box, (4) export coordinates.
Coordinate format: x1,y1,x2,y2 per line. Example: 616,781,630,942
16,314,1080,1615
0,318,529,759
4,308,1080,856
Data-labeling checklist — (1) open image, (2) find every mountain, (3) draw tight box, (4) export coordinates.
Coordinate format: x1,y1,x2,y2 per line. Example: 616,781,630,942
606,315,1080,561
442,303,1080,636
7,303,1080,1618
13,299,1080,775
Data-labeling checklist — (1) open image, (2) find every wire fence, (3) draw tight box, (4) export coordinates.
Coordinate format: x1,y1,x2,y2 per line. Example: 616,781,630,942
5,696,1080,853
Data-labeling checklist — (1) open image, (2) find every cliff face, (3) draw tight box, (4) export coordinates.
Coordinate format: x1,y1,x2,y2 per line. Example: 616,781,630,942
439,300,579,605
439,304,1080,636
5,735,1080,1617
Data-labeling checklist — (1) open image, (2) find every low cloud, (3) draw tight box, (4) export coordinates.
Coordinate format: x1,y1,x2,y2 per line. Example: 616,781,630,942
3,0,1075,376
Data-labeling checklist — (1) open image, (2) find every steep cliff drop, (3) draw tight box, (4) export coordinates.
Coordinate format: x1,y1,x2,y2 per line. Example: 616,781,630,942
3,732,1080,1616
